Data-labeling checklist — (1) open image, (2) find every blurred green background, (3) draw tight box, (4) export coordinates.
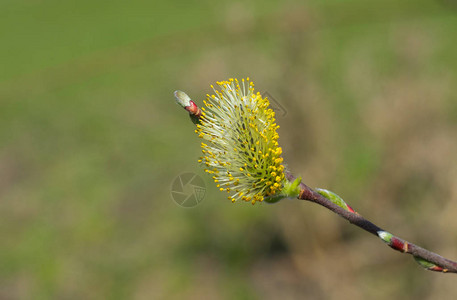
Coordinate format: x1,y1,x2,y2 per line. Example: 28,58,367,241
1,0,457,299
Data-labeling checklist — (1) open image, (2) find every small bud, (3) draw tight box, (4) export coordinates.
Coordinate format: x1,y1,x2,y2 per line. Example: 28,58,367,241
377,231,393,243
173,90,192,108
174,90,201,123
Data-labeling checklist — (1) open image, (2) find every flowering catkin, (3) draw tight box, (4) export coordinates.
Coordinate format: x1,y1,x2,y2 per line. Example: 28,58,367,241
196,78,285,204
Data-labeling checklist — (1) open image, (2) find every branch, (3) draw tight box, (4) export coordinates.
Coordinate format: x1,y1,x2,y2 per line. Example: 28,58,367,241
285,171,457,273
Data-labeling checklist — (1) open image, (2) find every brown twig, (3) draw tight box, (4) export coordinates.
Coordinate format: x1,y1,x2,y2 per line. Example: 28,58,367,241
285,171,457,273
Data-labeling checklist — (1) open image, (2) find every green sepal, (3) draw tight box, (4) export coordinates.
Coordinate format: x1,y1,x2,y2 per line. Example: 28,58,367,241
263,194,285,204
316,188,350,211
283,177,301,198
264,177,302,204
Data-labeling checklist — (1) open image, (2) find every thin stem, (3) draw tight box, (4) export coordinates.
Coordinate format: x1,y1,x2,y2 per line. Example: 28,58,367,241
285,172,457,273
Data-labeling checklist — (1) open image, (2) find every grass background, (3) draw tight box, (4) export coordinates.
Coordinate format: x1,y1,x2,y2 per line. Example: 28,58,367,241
1,0,457,299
